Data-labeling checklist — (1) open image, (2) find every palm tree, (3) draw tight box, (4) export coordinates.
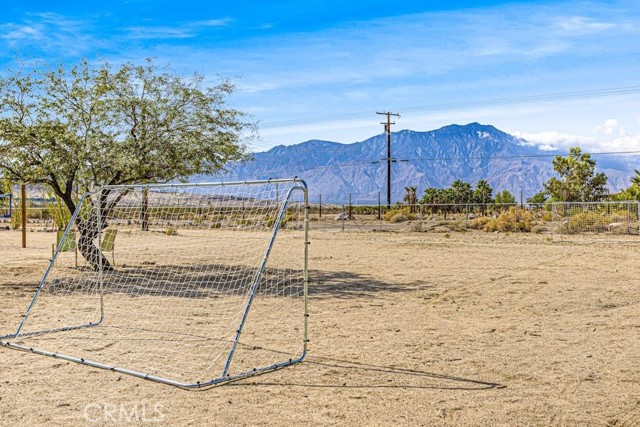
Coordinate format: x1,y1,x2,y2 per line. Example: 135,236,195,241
474,180,493,204
403,186,418,213
631,169,640,187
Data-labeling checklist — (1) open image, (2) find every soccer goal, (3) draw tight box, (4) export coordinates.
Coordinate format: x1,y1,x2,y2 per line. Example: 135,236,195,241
0,179,309,389
551,201,640,242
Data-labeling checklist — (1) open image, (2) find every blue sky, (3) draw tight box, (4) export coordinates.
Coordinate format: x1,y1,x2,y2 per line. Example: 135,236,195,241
1,0,639,153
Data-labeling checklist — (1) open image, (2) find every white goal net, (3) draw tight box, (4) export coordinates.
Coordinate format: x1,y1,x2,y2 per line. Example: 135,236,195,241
1,179,309,388
551,201,640,242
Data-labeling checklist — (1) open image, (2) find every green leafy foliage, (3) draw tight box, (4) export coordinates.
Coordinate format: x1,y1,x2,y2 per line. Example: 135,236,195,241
420,180,495,205
0,59,252,217
473,180,493,204
494,190,516,205
543,147,608,202
41,186,72,230
527,191,548,204
612,170,640,201
9,196,21,230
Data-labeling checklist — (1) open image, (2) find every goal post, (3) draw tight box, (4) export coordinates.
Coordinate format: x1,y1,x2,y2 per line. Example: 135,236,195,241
551,201,640,242
1,179,310,389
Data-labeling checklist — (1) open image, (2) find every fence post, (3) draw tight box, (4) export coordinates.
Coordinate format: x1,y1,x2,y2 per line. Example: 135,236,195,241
377,192,381,220
341,204,345,232
319,194,322,219
21,183,26,248
465,204,469,230
349,193,353,220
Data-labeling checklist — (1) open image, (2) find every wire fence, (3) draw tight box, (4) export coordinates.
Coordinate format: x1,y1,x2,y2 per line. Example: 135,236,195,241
307,202,550,233
3,190,640,242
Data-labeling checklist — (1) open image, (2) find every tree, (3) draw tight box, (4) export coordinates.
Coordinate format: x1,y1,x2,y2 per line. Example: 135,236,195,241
612,169,640,201
494,190,516,205
420,187,441,205
403,186,418,213
527,190,548,205
420,187,454,218
543,147,608,202
0,177,11,195
450,179,473,204
631,169,640,187
614,186,640,201
0,59,252,269
473,180,493,204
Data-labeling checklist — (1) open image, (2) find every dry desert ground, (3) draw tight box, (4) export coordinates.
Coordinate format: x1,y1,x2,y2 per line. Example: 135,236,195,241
1,228,639,426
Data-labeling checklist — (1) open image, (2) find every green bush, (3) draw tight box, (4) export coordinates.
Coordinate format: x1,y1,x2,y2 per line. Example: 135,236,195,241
9,198,21,230
41,187,72,231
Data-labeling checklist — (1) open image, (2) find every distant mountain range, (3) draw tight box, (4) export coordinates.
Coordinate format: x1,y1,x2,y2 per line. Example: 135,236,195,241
208,123,635,203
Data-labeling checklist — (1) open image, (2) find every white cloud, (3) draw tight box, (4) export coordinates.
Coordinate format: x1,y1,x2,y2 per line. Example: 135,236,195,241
594,119,621,135
190,19,232,28
0,24,43,44
0,12,94,55
556,16,618,34
514,118,640,153
125,26,193,40
513,131,596,151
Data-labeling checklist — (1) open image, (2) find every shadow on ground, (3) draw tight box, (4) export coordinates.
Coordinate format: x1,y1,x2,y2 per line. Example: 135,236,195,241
232,354,504,391
309,269,429,299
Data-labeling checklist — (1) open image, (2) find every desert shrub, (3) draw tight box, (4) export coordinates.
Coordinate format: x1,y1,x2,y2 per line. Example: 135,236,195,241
561,211,609,233
483,207,536,232
9,198,21,230
390,213,408,223
165,227,178,235
383,207,416,222
265,216,276,228
41,188,72,230
264,214,295,228
531,225,547,234
406,221,424,232
468,216,492,230
541,211,552,222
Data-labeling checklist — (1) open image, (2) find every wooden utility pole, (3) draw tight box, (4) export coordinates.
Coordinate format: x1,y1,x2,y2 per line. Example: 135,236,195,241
376,111,400,208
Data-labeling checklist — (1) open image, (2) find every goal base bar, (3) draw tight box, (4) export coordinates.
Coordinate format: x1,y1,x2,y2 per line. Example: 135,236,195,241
0,339,306,389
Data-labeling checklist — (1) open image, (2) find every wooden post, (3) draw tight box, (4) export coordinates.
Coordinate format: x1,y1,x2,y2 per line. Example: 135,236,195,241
21,183,26,248
141,187,149,231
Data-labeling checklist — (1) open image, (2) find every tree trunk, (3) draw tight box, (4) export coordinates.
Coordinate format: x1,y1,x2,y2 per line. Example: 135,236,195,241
76,210,113,272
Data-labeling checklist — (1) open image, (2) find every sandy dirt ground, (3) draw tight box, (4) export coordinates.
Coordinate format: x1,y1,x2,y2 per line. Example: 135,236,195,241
1,228,640,426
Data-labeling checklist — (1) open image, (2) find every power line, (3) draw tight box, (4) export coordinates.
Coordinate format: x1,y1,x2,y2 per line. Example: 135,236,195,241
259,84,640,129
